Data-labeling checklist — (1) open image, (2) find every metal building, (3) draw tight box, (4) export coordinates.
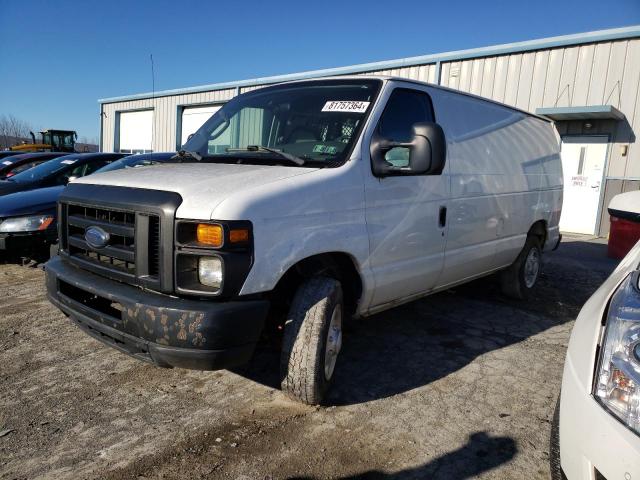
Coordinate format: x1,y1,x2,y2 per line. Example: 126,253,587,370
98,25,640,236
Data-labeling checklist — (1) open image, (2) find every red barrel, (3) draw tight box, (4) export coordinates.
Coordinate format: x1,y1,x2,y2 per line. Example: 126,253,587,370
607,191,640,259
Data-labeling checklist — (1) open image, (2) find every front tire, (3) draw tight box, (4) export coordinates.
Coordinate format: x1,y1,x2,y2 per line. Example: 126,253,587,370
280,276,343,405
501,235,542,300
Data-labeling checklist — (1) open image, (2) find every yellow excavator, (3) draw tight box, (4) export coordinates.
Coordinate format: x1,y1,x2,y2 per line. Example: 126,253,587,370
10,129,77,153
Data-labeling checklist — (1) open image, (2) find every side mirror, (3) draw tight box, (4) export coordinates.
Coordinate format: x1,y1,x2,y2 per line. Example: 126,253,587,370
371,122,446,177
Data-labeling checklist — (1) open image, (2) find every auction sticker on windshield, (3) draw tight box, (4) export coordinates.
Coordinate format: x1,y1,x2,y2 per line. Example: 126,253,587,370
322,101,370,113
61,160,77,165
2,161,12,165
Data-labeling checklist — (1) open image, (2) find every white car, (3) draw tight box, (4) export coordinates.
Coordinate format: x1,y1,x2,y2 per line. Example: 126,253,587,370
46,76,562,404
552,239,640,479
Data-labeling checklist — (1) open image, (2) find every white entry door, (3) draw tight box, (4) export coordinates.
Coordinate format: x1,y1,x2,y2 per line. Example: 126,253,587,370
559,136,608,235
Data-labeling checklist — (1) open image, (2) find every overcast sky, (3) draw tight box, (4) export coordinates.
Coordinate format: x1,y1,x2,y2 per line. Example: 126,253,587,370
1,0,639,141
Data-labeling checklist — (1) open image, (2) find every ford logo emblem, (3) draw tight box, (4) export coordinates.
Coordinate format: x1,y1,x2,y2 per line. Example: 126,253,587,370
85,226,110,249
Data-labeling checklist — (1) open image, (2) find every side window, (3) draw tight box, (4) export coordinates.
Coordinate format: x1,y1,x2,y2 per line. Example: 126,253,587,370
55,163,90,185
377,89,434,167
54,167,76,185
83,161,109,176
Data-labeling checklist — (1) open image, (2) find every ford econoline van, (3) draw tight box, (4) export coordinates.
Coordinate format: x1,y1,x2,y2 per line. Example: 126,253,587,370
46,77,563,404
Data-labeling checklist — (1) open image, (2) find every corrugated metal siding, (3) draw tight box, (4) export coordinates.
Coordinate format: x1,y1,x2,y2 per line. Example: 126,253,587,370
240,85,265,93
357,63,437,83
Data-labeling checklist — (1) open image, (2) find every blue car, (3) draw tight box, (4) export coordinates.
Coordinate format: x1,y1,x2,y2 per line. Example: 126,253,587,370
0,152,128,197
0,152,175,257
0,152,72,180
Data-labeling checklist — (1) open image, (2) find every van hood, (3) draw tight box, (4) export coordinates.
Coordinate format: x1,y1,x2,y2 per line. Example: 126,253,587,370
75,162,320,219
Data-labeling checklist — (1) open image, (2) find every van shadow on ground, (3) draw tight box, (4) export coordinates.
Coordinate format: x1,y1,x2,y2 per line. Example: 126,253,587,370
287,431,517,480
232,239,617,406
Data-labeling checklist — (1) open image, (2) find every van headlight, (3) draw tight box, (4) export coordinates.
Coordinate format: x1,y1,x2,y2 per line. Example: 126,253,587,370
0,215,54,233
174,219,253,297
198,256,223,289
594,271,640,434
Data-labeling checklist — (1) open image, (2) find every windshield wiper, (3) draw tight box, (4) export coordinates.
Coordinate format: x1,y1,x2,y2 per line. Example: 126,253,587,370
171,150,203,162
226,145,305,166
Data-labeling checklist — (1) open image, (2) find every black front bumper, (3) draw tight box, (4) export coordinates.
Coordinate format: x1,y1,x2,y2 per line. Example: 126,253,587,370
45,256,269,370
0,229,57,252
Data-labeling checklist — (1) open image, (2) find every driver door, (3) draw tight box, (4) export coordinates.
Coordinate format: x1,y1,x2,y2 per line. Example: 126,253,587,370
364,87,448,308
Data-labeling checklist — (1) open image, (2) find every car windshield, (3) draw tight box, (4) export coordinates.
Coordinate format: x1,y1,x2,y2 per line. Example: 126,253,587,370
182,79,382,166
8,160,46,176
8,155,80,183
95,155,160,174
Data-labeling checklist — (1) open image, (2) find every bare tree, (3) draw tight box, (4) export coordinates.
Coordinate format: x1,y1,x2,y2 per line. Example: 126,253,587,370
0,114,34,149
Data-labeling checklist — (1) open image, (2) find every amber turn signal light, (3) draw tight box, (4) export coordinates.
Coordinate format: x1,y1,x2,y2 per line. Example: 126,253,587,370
38,217,55,231
196,223,223,247
229,228,249,243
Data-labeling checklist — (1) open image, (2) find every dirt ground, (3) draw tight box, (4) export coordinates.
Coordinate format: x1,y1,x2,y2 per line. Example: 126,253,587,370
0,235,618,479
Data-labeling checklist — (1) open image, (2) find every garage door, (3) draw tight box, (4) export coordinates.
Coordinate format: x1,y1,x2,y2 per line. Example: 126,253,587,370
180,105,221,147
118,110,153,153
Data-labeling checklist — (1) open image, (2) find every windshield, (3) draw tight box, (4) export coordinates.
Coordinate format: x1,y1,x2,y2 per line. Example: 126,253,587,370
95,155,161,173
182,79,382,166
9,155,80,183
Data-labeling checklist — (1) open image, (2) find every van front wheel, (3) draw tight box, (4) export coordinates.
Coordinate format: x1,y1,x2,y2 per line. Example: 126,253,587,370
280,276,343,405
500,235,542,300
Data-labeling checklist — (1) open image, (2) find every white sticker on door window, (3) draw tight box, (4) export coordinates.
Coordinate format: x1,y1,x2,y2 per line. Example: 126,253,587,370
571,175,588,187
322,101,370,113
61,159,77,165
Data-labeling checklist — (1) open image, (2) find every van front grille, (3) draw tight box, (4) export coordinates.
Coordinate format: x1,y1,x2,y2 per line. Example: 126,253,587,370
57,184,182,294
63,203,160,280
148,215,160,277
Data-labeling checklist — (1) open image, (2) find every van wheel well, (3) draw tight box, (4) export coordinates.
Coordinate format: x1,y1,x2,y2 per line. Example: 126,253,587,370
528,220,547,246
269,253,362,319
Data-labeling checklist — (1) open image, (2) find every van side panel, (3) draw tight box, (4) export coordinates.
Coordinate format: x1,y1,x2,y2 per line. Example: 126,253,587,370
219,160,375,306
427,87,561,287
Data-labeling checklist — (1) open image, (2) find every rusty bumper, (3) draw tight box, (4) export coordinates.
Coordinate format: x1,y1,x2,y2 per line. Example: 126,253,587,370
45,256,269,370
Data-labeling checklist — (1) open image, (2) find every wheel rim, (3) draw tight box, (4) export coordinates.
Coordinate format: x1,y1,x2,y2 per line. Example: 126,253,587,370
524,248,540,289
324,304,343,381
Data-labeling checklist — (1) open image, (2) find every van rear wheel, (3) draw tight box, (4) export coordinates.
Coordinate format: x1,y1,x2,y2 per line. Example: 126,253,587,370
500,235,542,300
280,276,343,405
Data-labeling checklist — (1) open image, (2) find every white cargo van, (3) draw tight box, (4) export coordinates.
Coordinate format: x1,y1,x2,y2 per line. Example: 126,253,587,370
46,77,562,404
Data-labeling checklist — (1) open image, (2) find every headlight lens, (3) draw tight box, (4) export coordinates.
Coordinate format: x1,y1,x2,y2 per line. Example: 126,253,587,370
595,271,640,433
198,256,223,289
0,215,54,233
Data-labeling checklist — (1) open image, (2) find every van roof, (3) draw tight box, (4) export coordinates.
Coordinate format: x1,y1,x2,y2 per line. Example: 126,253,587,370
257,75,552,123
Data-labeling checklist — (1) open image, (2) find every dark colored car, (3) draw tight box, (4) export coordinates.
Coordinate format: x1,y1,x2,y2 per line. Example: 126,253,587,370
0,153,176,255
0,151,26,161
0,152,127,197
0,152,72,180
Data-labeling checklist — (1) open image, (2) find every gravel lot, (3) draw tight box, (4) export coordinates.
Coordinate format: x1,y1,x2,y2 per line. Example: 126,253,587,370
0,235,618,479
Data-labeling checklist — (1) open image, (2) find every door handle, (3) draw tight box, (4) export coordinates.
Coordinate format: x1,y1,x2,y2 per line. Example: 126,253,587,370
439,206,447,228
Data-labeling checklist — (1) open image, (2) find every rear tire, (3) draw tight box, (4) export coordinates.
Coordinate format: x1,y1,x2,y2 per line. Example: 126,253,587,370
501,235,542,300
280,276,343,405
